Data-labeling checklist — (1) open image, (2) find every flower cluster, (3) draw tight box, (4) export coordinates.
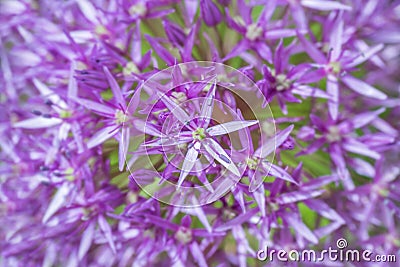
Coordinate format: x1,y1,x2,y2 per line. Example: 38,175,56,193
1,0,399,266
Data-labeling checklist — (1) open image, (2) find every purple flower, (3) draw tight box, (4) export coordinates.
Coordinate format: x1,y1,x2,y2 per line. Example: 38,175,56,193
224,0,297,62
297,13,387,120
297,108,395,189
141,80,258,188
257,41,331,114
1,0,399,265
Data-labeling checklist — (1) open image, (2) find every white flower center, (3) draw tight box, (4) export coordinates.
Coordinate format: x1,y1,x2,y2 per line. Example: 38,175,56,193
95,25,108,36
171,92,187,103
123,62,139,76
129,3,147,17
275,73,291,91
192,128,206,141
174,227,192,244
246,24,263,41
115,110,127,124
326,126,341,142
246,157,259,170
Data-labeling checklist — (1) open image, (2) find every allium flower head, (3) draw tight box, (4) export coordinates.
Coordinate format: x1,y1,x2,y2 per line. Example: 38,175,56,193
1,0,400,266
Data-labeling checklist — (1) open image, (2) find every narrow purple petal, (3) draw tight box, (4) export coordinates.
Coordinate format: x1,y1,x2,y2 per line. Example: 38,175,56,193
189,242,208,267
73,98,115,115
103,66,126,109
342,139,381,159
265,29,296,39
200,80,216,128
329,15,344,62
345,44,384,68
222,39,248,61
258,0,277,24
329,143,350,180
292,85,331,99
87,126,117,148
157,92,191,125
301,0,352,11
301,175,338,191
98,215,116,254
341,75,387,100
33,78,67,109
67,61,78,100
216,209,258,231
253,184,266,216
343,107,385,129
13,117,63,129
203,138,240,177
145,214,177,230
127,82,142,114
256,42,272,62
77,0,99,23
283,212,319,244
78,222,95,260
207,120,258,136
305,199,344,223
266,163,298,185
42,183,72,223
119,126,130,171
178,143,199,188
206,177,236,203
249,169,265,193
297,32,327,64
255,124,294,158
327,74,339,121
145,35,176,66
275,189,324,205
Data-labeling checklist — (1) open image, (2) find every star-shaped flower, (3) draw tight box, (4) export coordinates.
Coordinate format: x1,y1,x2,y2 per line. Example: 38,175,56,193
142,81,258,188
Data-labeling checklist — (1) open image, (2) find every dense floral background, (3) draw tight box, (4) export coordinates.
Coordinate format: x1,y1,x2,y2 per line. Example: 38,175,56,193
1,0,400,266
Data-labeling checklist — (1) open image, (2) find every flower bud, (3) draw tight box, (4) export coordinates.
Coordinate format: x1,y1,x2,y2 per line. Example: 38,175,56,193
200,0,222,26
